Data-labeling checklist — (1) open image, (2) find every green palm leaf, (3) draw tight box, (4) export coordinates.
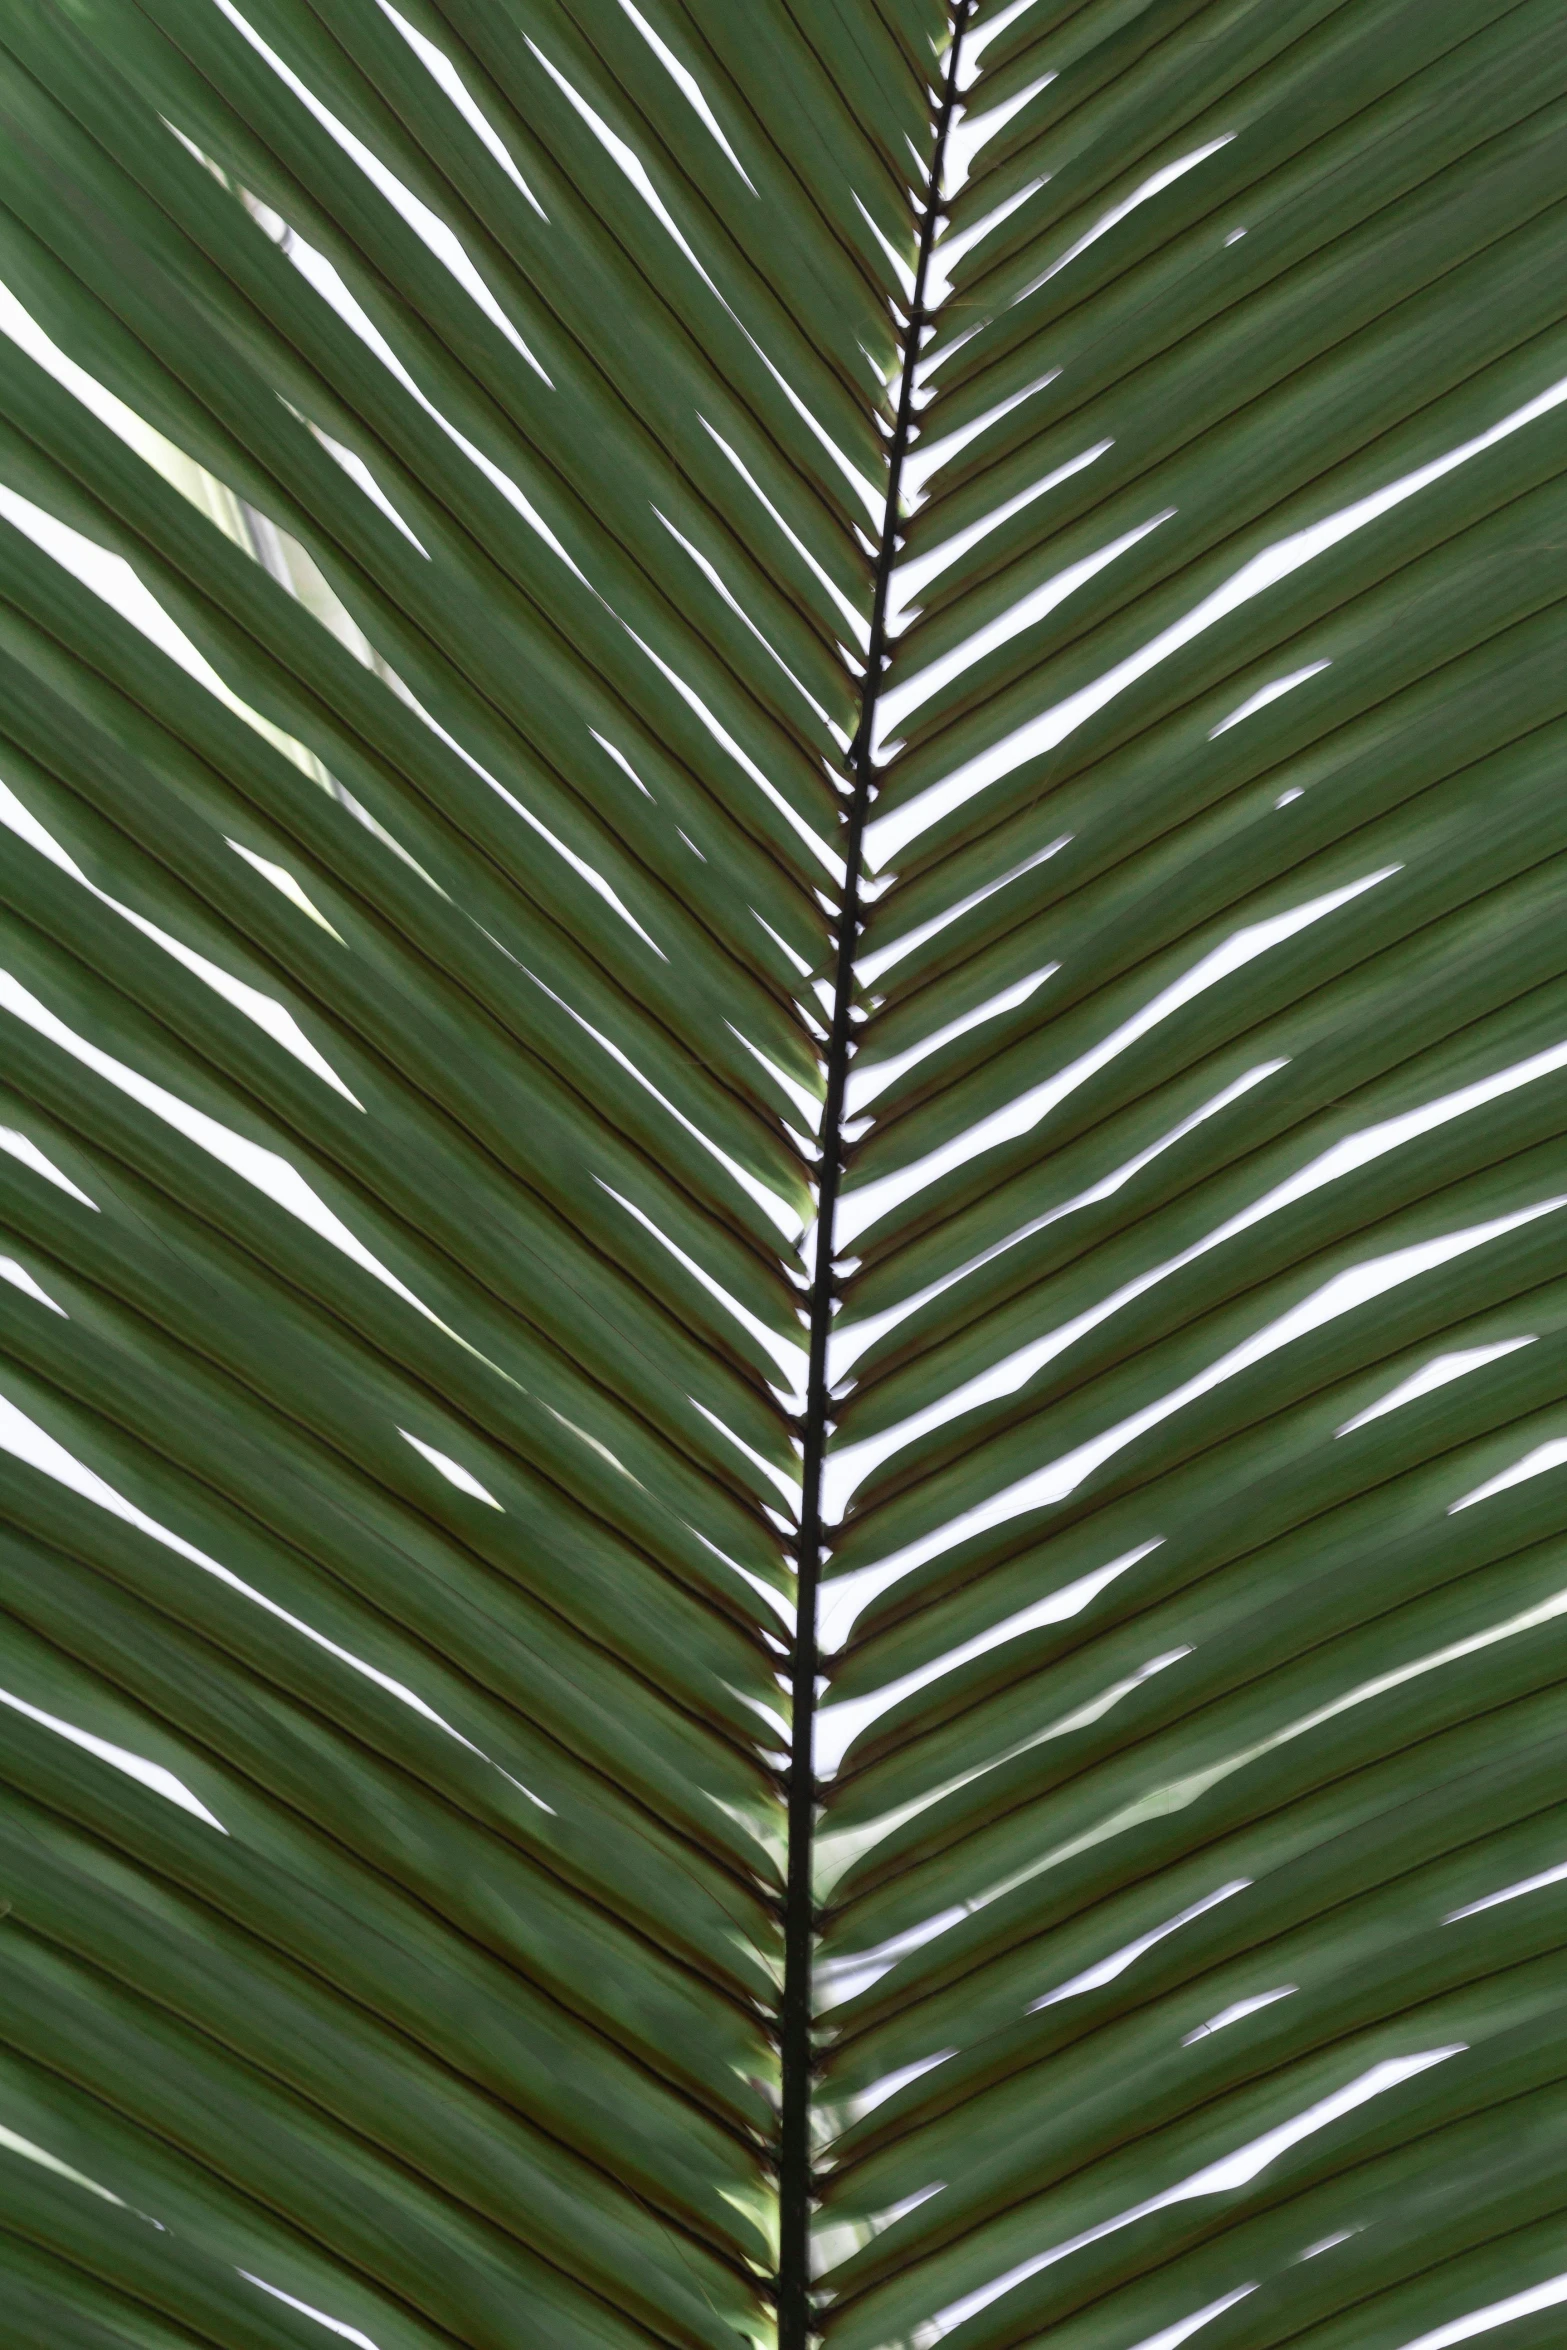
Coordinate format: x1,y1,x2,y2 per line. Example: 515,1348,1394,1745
0,3,1564,2347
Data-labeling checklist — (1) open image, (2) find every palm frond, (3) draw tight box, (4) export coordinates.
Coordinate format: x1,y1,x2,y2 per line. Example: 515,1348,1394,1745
0,4,1564,2349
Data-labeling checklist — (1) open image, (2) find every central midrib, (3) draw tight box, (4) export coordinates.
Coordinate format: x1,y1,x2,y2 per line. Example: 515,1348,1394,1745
775,11,975,2342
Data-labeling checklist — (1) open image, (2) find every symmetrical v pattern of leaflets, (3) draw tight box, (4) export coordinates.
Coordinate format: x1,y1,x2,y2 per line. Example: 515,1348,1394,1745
1,4,1566,2350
